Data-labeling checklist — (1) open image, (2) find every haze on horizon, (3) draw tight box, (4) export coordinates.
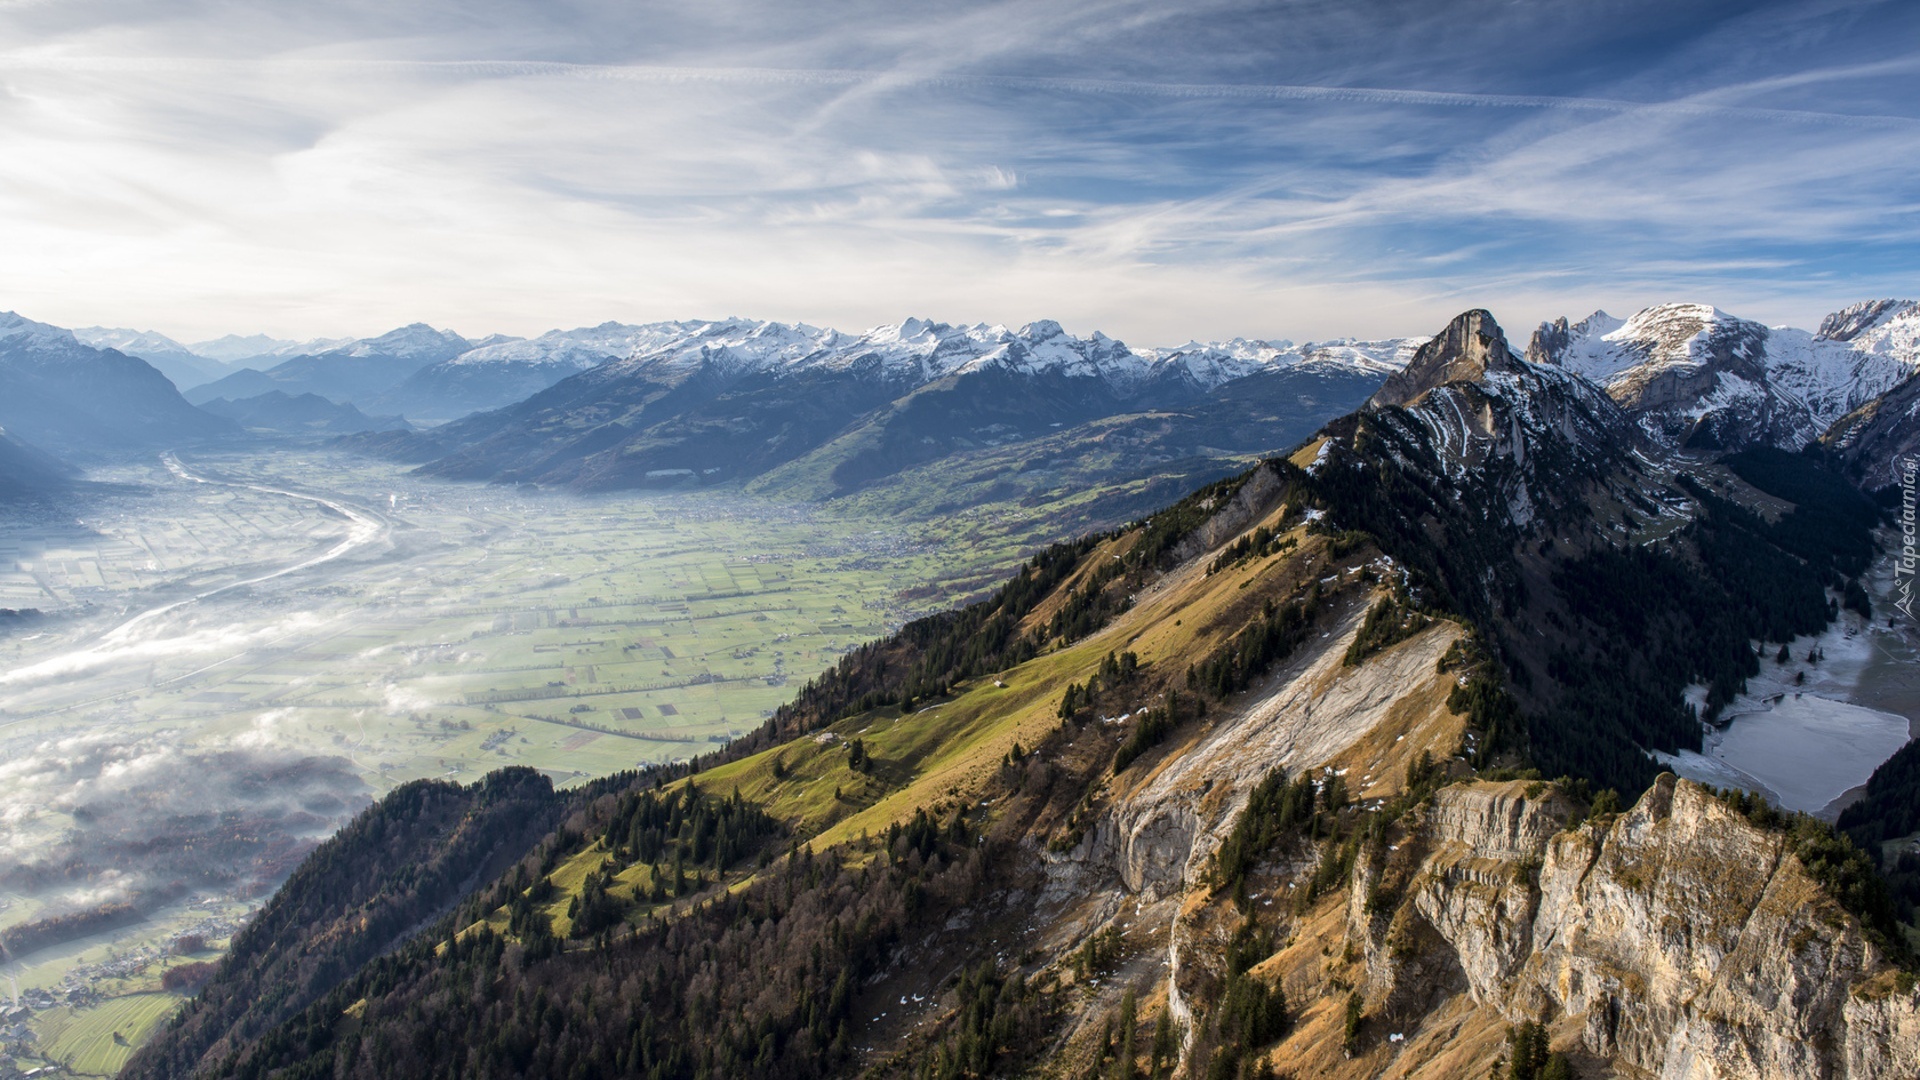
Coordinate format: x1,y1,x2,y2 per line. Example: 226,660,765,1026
3,0,1919,346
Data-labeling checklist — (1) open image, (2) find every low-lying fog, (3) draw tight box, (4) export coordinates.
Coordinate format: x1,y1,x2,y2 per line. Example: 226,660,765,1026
0,731,367,917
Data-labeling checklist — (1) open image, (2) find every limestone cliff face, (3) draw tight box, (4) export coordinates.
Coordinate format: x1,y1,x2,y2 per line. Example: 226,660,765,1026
1367,777,1920,1079
1014,526,1920,1079
1003,507,1920,1079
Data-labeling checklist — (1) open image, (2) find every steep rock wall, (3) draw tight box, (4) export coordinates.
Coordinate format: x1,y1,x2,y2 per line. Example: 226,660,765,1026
1376,777,1920,1079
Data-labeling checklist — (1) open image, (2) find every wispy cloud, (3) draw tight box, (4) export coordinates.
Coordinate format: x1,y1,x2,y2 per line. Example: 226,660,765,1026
0,0,1915,342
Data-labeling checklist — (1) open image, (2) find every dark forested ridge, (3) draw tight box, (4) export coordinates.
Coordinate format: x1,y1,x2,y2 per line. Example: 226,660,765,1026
188,820,1005,1080
1841,737,1920,928
1534,450,1878,792
123,769,567,1080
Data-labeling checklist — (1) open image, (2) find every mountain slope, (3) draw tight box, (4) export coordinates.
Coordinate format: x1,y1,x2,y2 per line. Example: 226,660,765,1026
185,324,473,409
121,769,567,1079
0,427,77,502
369,322,698,422
71,326,233,390
1823,368,1920,492
340,318,1421,535
771,358,1393,548
126,308,1919,1080
198,391,412,435
0,312,234,455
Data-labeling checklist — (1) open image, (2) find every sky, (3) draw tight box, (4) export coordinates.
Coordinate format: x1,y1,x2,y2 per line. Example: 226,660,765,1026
2,0,1918,347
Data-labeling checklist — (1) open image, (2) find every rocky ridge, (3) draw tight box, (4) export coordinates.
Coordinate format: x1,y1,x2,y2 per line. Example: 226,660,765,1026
1528,300,1920,453
114,306,1920,1080
1825,369,1920,490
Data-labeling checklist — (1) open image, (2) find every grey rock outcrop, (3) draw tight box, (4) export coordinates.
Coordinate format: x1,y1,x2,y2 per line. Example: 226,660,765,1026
1371,776,1920,1079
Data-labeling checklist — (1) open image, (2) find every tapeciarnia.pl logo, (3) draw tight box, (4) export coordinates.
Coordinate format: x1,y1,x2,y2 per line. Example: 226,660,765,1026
1898,456,1917,621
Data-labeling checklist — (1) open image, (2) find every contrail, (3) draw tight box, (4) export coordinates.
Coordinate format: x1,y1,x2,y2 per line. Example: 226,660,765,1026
5,55,1915,131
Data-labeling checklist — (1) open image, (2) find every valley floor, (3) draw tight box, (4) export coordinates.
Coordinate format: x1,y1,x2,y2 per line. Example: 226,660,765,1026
0,446,1036,1075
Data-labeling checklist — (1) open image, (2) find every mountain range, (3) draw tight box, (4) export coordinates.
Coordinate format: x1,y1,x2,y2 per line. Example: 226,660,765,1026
70,327,355,390
41,298,1920,501
116,308,1920,1080
0,312,233,459
185,323,483,412
324,300,1920,509
342,319,1420,523
1527,299,1920,460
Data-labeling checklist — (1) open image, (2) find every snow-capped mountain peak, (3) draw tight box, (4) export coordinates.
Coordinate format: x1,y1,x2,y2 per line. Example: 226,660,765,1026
338,323,472,360
0,311,79,347
442,323,697,370
1018,318,1067,342
1816,298,1916,343
71,326,197,359
188,333,356,363
575,316,1420,397
1528,299,1920,452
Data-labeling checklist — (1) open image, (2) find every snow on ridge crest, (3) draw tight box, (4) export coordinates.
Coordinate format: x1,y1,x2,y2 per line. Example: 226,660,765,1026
1816,298,1917,342
1533,299,1920,440
335,323,472,360
72,327,196,357
0,311,80,346
446,321,719,370
591,316,1421,392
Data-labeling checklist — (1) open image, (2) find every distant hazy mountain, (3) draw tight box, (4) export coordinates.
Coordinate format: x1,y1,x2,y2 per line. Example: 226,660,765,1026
1528,300,1920,451
188,332,356,366
186,324,475,409
199,391,413,436
0,427,78,502
370,322,684,423
0,312,234,455
71,326,235,390
345,317,1424,501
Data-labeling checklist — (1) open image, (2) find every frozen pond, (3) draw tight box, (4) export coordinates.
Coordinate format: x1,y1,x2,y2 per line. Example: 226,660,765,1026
1710,694,1910,814
1659,568,1920,817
